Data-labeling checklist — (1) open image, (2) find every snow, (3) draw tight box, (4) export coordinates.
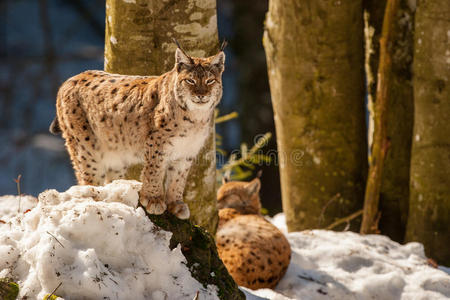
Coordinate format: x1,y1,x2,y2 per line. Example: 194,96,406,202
0,194,38,223
0,180,218,300
1,181,449,300
247,214,450,300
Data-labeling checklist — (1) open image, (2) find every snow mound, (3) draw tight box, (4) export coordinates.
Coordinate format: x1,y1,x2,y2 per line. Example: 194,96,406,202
0,180,218,300
0,194,38,223
250,214,450,300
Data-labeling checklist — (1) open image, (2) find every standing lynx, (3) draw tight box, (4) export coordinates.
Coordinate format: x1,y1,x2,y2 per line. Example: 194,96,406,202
50,44,225,219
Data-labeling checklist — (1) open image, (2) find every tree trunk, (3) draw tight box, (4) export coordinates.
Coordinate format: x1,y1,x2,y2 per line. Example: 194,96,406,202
263,0,368,232
364,0,414,241
405,0,450,265
104,0,218,233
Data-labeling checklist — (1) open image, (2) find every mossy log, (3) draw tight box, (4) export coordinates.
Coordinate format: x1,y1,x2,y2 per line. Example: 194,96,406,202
145,209,245,299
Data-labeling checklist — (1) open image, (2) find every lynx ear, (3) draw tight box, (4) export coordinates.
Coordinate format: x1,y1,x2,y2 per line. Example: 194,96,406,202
210,51,225,72
175,48,193,66
245,178,261,195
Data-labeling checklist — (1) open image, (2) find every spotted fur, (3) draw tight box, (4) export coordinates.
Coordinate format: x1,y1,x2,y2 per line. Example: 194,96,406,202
53,47,225,219
216,178,291,289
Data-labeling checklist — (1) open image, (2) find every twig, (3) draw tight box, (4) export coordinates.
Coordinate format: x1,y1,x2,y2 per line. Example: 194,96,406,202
318,193,341,227
14,175,22,214
215,111,238,124
46,231,65,248
326,209,363,230
47,282,62,300
361,0,398,234
220,132,272,173
193,291,199,300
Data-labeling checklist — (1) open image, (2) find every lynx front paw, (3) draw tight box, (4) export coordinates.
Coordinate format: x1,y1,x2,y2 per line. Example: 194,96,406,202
168,200,190,219
140,196,167,215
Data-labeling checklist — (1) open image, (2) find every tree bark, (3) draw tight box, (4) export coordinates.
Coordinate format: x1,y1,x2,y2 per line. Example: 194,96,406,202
405,0,450,265
263,0,368,231
364,0,414,241
105,0,218,233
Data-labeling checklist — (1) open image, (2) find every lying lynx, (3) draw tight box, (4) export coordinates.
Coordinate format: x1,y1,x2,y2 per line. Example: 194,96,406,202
216,176,291,289
50,43,225,219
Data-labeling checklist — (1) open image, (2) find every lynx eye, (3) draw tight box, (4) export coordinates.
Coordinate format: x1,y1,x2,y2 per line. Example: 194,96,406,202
206,79,216,85
185,79,196,85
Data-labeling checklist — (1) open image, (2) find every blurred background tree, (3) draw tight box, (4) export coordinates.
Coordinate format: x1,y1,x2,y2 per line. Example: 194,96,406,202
0,0,105,195
405,0,450,265
263,0,368,231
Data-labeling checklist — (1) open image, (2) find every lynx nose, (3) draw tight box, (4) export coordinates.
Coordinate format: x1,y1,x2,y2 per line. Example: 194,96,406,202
196,95,208,103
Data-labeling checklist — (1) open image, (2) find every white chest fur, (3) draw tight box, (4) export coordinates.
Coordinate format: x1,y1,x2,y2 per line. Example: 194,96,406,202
168,127,209,161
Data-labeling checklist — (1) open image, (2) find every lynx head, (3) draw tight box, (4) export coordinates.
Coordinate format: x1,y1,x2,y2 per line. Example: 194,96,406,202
217,176,262,215
173,42,225,111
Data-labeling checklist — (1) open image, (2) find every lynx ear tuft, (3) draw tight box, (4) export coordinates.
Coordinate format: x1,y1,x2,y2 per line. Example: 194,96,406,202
219,39,228,52
173,38,194,68
211,51,225,72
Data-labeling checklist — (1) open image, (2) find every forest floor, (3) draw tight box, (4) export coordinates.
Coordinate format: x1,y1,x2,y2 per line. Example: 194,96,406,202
0,180,449,299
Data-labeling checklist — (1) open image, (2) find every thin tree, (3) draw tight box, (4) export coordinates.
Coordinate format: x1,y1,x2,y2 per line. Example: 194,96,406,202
263,0,368,231
405,0,450,265
363,0,414,241
361,0,400,234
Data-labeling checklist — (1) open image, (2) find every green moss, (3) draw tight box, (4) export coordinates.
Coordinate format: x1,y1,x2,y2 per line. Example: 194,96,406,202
0,278,19,300
43,294,60,300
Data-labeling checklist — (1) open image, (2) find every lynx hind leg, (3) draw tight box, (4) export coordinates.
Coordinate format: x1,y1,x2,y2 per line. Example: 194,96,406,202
59,109,104,185
64,130,104,186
